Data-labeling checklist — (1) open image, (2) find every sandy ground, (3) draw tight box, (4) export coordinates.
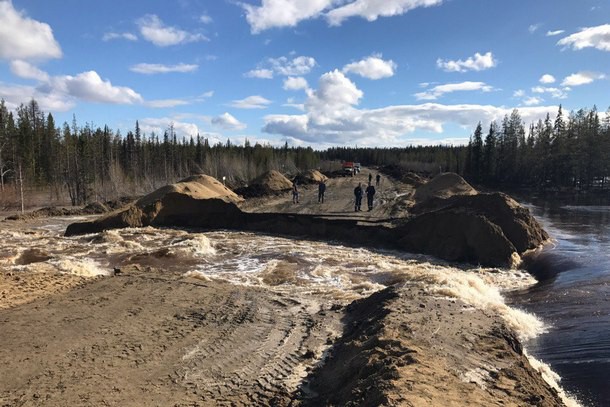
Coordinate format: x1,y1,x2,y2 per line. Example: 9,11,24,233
0,169,567,406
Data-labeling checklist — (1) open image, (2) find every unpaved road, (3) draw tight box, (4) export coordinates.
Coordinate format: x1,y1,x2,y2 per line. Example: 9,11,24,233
0,267,342,407
239,167,414,221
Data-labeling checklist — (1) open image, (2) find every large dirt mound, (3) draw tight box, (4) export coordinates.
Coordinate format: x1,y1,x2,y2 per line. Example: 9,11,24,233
234,170,294,198
65,175,243,236
138,174,242,207
293,170,328,185
413,172,477,202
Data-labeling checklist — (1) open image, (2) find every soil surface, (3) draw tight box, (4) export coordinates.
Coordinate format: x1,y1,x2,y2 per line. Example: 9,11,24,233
0,168,568,406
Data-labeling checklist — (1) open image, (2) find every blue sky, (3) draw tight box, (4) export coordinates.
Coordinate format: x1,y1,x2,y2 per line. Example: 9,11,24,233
1,0,609,148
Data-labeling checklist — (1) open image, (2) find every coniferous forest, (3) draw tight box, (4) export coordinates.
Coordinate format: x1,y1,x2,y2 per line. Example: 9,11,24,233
1,98,609,209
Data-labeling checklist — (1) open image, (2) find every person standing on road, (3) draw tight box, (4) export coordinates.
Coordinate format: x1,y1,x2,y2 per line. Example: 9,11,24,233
318,180,326,203
354,183,363,212
292,182,299,204
368,173,373,184
365,182,376,211
376,173,381,187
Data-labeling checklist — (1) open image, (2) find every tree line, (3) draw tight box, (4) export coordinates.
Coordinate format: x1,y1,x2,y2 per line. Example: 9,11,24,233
1,98,609,209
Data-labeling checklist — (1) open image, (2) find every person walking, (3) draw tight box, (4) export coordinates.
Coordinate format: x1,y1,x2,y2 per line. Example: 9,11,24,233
365,182,376,211
318,180,326,203
376,173,381,186
368,173,373,184
354,183,363,212
292,182,299,204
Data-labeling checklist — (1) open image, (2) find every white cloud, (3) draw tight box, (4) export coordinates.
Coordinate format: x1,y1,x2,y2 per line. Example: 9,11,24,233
326,0,443,26
243,0,332,33
513,89,526,98
102,32,138,41
211,112,247,130
436,51,497,73
200,14,213,24
283,77,309,91
243,0,442,33
523,96,543,106
244,69,274,79
130,63,198,74
561,71,606,86
0,1,62,61
539,74,556,84
557,24,610,51
10,60,49,81
342,54,397,79
531,86,568,99
0,82,74,112
269,56,316,76
230,95,272,109
139,117,200,140
261,69,560,147
246,55,316,79
529,23,542,34
414,81,493,100
46,71,143,104
137,14,208,46
546,30,564,37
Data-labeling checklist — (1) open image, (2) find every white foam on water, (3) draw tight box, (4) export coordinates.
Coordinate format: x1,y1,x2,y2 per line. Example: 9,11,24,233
49,258,109,277
168,234,216,257
525,350,582,407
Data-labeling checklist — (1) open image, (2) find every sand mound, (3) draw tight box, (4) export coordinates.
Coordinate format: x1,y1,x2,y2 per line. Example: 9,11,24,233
294,170,328,185
138,174,242,207
413,172,477,202
402,172,426,187
251,170,294,191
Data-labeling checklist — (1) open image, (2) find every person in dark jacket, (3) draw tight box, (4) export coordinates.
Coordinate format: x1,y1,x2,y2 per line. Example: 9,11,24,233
318,180,326,203
292,182,299,204
354,183,363,211
365,183,375,211
376,173,381,186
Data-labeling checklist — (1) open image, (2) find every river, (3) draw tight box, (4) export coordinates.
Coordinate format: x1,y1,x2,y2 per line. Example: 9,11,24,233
510,199,610,407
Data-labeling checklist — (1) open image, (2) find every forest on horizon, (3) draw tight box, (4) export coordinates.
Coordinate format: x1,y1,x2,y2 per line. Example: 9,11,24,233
1,98,609,209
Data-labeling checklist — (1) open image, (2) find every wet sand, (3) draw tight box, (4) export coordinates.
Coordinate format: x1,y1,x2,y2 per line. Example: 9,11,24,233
0,169,569,406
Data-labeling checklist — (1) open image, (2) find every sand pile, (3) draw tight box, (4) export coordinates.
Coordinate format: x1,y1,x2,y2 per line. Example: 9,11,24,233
293,170,328,185
137,174,242,207
413,172,477,202
234,170,294,198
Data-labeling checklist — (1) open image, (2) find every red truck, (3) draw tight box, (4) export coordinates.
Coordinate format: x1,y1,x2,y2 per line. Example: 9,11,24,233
342,161,355,176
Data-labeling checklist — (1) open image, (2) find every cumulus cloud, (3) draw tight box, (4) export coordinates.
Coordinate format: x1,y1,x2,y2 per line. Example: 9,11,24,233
242,0,442,33
0,82,75,112
531,86,568,99
436,52,497,73
10,60,49,81
539,74,556,84
200,14,213,24
523,96,543,106
43,71,143,104
246,55,316,79
137,14,208,46
0,0,62,61
561,71,606,86
244,68,274,79
269,56,316,76
546,30,564,37
342,54,396,79
212,112,247,130
557,24,610,51
230,95,272,109
130,63,198,74
102,32,138,41
260,69,559,147
283,77,309,91
414,81,493,100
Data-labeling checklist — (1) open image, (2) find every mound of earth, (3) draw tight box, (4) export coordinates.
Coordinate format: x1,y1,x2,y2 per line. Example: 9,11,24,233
413,172,477,203
293,169,328,185
4,201,111,221
400,192,548,265
234,170,294,198
65,174,243,236
402,171,426,187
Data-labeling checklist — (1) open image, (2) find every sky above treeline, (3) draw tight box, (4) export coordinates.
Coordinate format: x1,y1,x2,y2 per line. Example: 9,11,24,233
1,0,609,148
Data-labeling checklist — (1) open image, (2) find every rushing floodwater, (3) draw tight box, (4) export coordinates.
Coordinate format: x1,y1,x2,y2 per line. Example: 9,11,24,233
1,213,593,406
510,200,610,407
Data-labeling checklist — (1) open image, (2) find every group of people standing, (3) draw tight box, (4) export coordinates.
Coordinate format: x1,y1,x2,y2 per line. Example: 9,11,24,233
292,172,381,212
